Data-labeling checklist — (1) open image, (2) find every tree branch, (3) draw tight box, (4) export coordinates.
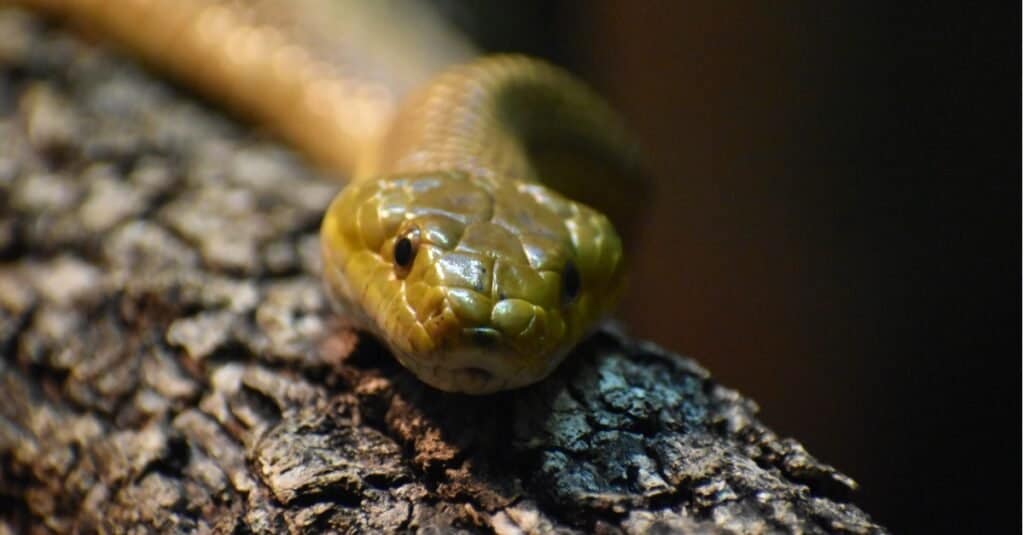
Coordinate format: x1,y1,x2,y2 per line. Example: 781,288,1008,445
0,10,886,533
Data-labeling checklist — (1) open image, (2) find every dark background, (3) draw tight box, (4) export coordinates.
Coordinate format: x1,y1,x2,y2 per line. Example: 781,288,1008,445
438,2,1020,533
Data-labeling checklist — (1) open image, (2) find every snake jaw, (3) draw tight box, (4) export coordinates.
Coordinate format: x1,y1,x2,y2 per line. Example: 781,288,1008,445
379,275,612,394
392,325,574,394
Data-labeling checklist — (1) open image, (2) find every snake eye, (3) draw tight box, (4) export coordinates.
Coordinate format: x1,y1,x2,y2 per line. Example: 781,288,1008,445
562,261,581,304
394,237,415,268
393,230,419,270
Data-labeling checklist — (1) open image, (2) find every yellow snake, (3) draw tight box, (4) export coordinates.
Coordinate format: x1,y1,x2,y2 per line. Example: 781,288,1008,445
10,0,645,393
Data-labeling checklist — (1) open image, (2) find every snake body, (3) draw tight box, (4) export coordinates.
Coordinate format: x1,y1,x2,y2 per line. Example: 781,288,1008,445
10,0,643,393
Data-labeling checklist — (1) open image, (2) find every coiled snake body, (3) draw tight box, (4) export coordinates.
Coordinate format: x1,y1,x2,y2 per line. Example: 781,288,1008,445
11,0,645,393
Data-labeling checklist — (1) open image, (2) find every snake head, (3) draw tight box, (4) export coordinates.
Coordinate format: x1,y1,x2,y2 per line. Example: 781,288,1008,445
320,171,625,393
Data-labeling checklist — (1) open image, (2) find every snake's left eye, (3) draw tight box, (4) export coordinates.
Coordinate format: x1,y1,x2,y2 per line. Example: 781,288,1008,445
562,261,581,305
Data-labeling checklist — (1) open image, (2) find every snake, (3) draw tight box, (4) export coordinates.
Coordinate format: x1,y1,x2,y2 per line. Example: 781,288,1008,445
9,0,646,393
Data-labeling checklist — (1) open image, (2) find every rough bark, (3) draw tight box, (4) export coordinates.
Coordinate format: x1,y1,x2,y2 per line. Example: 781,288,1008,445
0,10,887,534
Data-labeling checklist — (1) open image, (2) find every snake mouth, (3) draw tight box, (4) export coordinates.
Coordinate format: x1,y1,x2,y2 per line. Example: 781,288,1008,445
419,361,504,394
449,366,495,390
387,314,578,393
408,328,526,393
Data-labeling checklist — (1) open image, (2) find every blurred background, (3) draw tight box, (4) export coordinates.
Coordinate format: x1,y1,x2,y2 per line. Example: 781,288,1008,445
435,1,1019,533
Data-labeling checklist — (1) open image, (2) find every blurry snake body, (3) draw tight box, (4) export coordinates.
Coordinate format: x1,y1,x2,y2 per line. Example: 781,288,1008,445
11,0,645,393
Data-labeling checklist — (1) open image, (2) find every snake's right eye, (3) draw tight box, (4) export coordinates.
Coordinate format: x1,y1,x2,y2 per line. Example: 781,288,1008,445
393,227,421,272
394,237,416,268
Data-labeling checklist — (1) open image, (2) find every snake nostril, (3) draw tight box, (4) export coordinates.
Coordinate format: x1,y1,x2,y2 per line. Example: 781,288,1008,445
465,327,501,348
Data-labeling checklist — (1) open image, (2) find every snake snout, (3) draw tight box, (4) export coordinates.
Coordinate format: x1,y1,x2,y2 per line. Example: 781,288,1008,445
436,292,553,354
398,292,572,393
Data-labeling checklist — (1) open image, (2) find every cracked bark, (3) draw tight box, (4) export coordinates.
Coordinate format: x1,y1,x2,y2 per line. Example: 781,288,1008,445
0,10,887,534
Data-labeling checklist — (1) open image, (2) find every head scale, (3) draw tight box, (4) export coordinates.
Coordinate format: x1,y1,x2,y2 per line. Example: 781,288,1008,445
320,170,625,393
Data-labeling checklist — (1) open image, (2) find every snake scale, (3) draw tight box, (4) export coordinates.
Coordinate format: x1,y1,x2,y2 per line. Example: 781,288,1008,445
9,0,646,393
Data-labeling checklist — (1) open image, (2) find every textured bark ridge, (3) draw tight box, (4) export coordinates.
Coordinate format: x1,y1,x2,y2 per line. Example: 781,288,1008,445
0,11,887,534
